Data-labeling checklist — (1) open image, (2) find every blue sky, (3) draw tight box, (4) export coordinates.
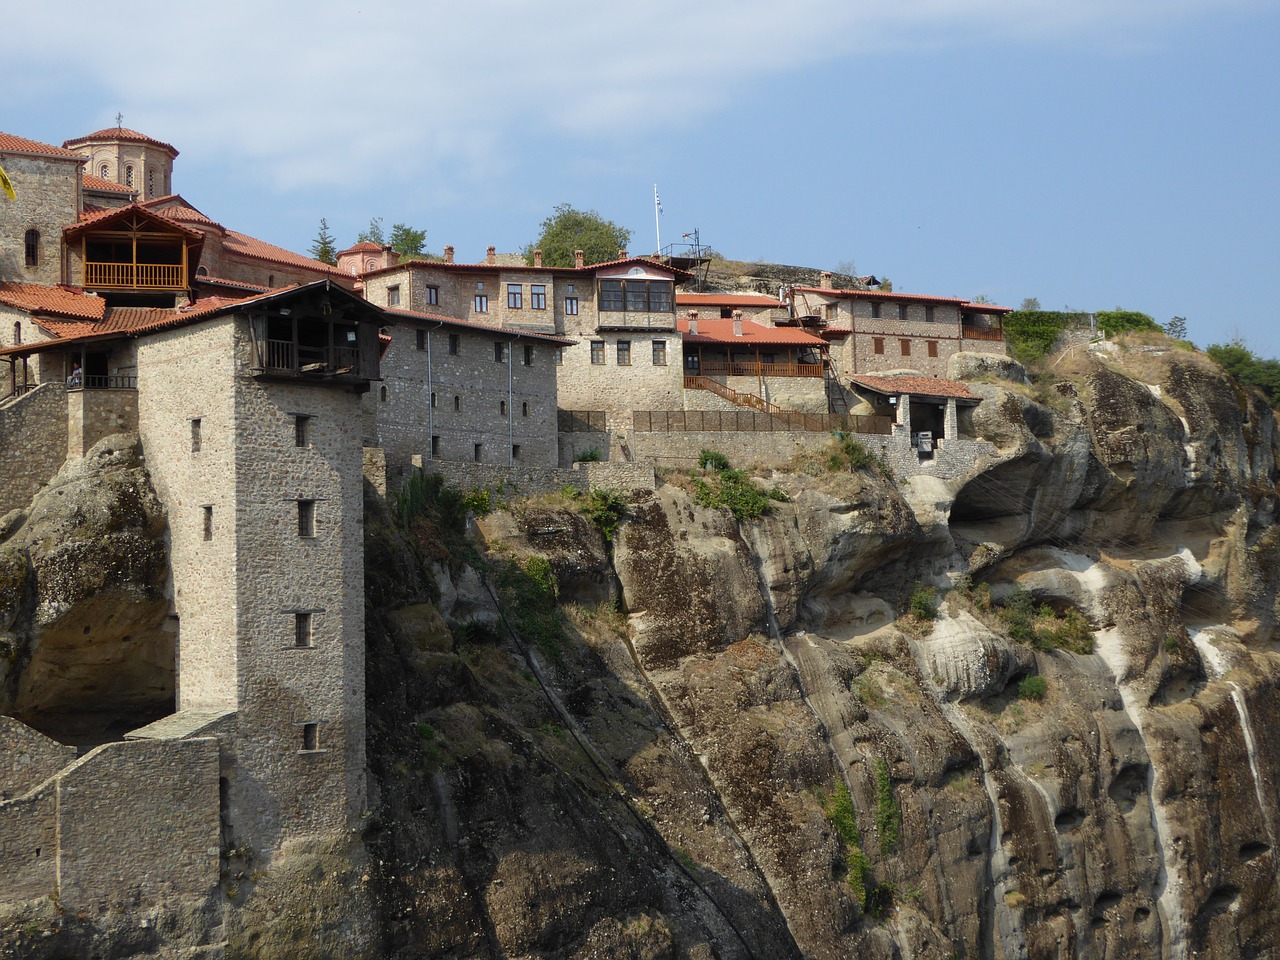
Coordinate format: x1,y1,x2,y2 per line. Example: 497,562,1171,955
5,1,1278,353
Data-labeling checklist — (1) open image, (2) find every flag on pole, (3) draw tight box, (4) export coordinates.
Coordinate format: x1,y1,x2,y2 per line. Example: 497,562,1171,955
654,185,662,215
0,163,15,201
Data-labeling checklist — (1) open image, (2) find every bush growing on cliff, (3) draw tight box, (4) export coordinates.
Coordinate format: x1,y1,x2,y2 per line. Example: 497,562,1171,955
393,469,479,570
1095,308,1161,337
690,453,787,521
1018,674,1048,701
873,759,901,853
582,489,627,540
827,434,893,478
908,585,938,621
997,589,1094,654
821,783,873,908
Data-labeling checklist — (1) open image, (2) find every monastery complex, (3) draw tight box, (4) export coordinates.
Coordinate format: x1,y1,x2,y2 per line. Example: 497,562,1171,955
0,126,1010,911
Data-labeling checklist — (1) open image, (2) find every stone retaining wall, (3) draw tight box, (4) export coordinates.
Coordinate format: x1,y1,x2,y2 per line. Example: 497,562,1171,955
0,383,67,515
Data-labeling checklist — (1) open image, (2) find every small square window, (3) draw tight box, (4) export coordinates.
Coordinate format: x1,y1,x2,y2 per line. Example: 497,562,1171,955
295,612,313,648
927,340,939,358
425,285,439,306
873,337,884,355
431,435,440,456
566,283,575,294
298,500,316,538
294,414,311,447
449,333,460,355
416,329,426,351
554,347,564,365
871,302,882,319
387,285,401,307
494,341,505,362
523,344,533,366
897,303,908,321
512,444,521,460
564,297,579,316
590,341,605,365
652,340,667,365
617,341,631,366
925,306,936,323
507,284,523,309
473,443,483,462
301,722,319,752
530,285,546,310
191,418,202,453
899,338,911,356
475,294,489,313
202,505,213,541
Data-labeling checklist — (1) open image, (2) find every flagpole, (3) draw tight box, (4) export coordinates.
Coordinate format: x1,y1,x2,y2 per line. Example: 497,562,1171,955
654,184,661,255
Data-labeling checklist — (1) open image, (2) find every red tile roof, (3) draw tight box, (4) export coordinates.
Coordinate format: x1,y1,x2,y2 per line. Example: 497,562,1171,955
194,274,270,294
0,132,83,160
64,127,178,157
384,307,576,345
678,316,827,347
65,202,205,240
81,173,134,194
962,301,1013,314
143,197,223,229
338,241,383,254
850,374,977,401
676,293,786,308
223,229,346,276
0,283,107,321
363,254,691,282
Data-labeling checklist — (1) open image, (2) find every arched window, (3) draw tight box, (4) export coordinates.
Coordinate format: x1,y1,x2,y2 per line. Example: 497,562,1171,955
24,229,39,267
453,395,460,411
380,385,388,402
267,274,274,287
99,162,109,179
196,266,209,277
125,165,134,187
147,169,155,197
13,322,21,345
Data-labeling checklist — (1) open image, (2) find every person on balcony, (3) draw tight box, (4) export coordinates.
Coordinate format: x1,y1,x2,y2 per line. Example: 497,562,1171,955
67,362,82,388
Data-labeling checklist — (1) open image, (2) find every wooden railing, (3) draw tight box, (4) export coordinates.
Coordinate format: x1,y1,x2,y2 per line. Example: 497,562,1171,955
961,324,1005,342
684,375,781,414
635,409,893,436
263,340,360,375
697,361,824,379
67,375,137,391
84,262,185,289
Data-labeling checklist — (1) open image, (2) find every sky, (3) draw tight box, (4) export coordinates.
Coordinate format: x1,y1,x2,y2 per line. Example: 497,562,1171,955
5,0,1279,353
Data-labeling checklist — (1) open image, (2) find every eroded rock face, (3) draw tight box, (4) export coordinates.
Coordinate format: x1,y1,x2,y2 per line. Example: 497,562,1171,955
0,433,171,739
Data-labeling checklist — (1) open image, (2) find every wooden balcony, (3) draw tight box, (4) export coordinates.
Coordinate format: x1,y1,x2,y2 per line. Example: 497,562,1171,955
961,324,1005,342
262,340,361,376
698,361,824,379
84,262,185,289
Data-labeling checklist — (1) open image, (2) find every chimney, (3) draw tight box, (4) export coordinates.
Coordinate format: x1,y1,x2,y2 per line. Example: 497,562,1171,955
618,248,628,260
383,245,400,268
486,245,496,265
820,271,833,290
732,310,744,337
687,310,699,336
533,248,543,268
574,249,584,269
443,245,454,264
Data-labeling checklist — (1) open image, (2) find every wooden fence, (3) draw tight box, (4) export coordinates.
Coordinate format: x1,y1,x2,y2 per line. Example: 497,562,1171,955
558,410,608,432
633,410,892,435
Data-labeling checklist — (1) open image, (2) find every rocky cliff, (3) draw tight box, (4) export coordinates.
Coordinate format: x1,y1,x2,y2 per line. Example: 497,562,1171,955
4,338,1280,959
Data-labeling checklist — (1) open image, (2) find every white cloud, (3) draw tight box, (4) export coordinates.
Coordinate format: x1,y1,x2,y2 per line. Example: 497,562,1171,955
2,0,1264,191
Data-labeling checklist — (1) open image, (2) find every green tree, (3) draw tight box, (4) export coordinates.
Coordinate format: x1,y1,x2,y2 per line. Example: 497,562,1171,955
309,218,338,265
388,223,427,258
1095,308,1160,336
1020,297,1041,311
523,203,632,267
357,217,385,246
1165,316,1188,341
1207,340,1280,408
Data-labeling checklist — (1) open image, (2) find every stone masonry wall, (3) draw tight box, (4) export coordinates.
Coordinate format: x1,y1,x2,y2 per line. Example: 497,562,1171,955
56,737,220,908
557,332,684,420
0,304,57,389
230,323,367,853
135,318,239,711
67,388,138,459
0,717,76,800
0,382,68,515
0,736,219,908
0,151,80,286
371,319,560,481
417,457,655,498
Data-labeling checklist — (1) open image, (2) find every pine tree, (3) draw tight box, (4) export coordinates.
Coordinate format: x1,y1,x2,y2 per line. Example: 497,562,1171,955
310,218,338,265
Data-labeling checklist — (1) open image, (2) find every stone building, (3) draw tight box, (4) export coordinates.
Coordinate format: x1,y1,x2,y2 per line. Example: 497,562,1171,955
790,278,1010,379
372,307,570,476
675,291,789,325
0,280,386,906
361,246,691,427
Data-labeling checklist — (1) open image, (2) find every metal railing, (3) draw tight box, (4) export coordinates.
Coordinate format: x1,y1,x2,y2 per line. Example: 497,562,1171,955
83,262,185,289
961,325,1005,342
66,375,137,391
697,361,824,379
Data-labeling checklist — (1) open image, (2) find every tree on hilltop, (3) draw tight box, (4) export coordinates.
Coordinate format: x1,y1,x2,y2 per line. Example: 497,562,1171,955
523,204,632,267
388,223,427,258
357,217,386,246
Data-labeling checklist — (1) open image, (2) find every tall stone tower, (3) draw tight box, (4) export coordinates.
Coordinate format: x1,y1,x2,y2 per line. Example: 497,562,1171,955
64,124,178,199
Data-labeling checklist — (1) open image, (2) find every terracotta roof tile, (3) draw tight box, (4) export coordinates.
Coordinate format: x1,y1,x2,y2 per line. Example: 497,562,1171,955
149,201,223,229
64,127,178,157
678,316,826,347
850,374,977,401
338,241,383,255
223,229,346,276
81,173,134,194
384,308,575,345
676,293,786,308
365,254,691,281
0,132,83,160
65,202,205,240
962,301,1013,314
194,274,270,293
0,283,107,321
